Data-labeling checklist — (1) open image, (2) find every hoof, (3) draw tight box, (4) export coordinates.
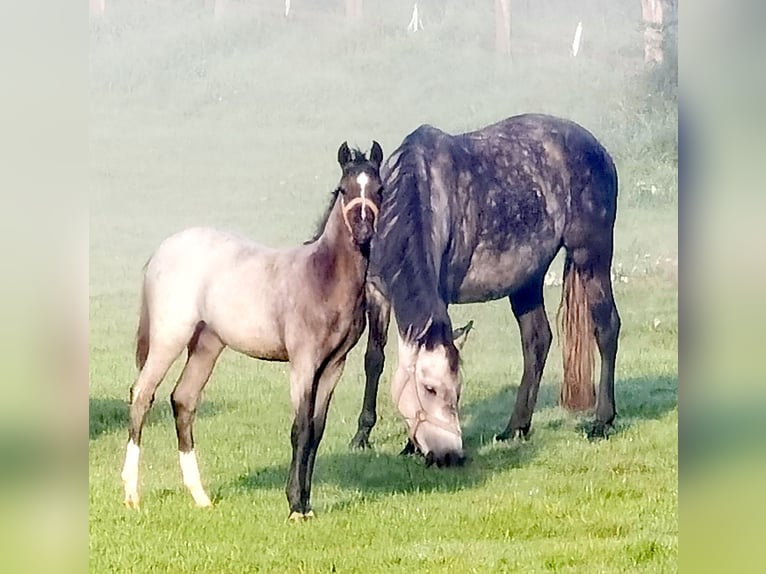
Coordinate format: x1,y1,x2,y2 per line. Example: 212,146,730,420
190,489,213,508
288,510,315,522
349,431,371,450
123,494,140,510
399,439,422,456
496,425,530,442
585,421,614,440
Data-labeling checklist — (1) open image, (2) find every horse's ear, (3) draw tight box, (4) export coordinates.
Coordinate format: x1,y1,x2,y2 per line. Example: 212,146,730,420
338,141,352,167
452,320,474,352
370,141,384,167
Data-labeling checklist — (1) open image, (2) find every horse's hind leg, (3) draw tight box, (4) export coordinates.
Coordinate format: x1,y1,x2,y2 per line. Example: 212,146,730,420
122,337,187,509
171,325,224,507
350,283,391,449
580,260,621,437
497,279,552,441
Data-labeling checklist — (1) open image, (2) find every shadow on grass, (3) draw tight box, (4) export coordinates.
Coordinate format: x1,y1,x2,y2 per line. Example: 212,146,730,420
219,374,676,502
89,397,222,440
460,373,678,442
230,386,548,499
232,437,541,501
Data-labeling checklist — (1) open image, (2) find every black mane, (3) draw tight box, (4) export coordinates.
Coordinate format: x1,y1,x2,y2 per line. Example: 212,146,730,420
304,188,340,244
370,129,455,346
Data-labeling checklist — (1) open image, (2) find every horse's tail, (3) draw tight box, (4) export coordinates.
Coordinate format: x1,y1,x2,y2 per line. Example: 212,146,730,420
557,255,596,411
135,280,150,371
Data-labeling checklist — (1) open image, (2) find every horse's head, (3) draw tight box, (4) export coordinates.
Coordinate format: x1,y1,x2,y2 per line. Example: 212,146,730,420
336,141,384,246
391,320,473,467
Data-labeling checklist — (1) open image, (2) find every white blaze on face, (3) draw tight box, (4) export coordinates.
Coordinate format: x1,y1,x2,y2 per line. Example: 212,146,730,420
179,450,212,507
356,172,370,220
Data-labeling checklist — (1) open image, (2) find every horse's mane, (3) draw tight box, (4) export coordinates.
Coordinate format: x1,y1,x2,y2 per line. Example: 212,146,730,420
304,147,369,245
304,188,339,244
372,135,453,349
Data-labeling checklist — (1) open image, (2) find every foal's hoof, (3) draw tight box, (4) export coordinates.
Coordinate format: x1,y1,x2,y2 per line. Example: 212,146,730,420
123,494,140,510
190,490,213,508
288,510,316,522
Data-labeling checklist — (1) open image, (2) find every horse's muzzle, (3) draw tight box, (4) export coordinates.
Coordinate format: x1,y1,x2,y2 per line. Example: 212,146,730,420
425,449,466,468
415,421,464,468
353,220,374,245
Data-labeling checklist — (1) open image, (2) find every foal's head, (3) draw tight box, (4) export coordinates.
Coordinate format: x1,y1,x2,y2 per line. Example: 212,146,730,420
336,141,384,246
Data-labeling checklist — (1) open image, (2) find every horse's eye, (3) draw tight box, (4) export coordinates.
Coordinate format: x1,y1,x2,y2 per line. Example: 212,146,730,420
424,385,436,396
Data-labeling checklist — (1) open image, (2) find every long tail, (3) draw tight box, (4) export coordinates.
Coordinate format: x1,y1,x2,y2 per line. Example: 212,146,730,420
557,256,596,411
135,281,150,371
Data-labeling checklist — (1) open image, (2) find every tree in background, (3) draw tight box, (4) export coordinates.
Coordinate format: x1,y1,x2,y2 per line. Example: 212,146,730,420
90,0,104,17
346,0,362,22
495,0,511,56
642,0,677,67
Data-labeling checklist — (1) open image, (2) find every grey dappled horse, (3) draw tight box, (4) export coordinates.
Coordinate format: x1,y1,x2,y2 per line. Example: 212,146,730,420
350,114,621,464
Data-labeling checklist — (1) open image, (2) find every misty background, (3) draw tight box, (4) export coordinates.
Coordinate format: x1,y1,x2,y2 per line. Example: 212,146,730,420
89,0,677,293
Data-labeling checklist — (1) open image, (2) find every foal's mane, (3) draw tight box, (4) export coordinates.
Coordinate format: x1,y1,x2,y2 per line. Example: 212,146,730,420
304,147,370,245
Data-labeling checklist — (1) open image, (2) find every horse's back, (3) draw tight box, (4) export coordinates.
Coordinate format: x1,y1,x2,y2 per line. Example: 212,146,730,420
142,227,286,352
376,114,617,304
146,226,266,284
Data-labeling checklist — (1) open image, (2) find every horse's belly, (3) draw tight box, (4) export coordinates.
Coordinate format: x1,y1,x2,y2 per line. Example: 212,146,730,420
215,321,289,361
232,336,289,362
203,289,289,361
455,243,557,303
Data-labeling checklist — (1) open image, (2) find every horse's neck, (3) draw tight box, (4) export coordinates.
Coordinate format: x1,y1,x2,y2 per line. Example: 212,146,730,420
313,200,367,287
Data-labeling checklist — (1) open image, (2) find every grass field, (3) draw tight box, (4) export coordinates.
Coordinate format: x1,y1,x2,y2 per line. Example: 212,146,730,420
89,1,677,572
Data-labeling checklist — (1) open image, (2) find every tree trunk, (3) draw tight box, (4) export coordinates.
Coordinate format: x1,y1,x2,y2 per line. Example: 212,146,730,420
641,0,664,64
495,0,511,56
346,0,362,22
213,0,228,20
89,0,105,18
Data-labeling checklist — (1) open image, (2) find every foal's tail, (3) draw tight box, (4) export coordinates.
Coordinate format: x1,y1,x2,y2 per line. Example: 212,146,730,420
557,256,596,411
135,280,150,371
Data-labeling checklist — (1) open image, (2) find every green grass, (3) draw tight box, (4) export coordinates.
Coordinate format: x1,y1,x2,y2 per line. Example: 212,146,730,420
89,1,677,572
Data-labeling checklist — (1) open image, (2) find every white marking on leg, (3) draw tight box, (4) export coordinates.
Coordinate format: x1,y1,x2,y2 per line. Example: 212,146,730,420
121,439,141,507
356,172,369,220
179,450,212,507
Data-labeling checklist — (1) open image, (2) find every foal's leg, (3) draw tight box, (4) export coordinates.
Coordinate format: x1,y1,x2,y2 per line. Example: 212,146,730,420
299,357,346,519
497,279,552,441
170,327,224,507
122,338,187,508
350,284,391,449
581,262,621,437
286,358,320,518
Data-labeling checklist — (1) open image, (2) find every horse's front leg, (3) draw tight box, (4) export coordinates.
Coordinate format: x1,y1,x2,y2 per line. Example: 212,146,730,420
286,356,346,521
286,359,318,520
350,284,390,449
304,357,346,506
